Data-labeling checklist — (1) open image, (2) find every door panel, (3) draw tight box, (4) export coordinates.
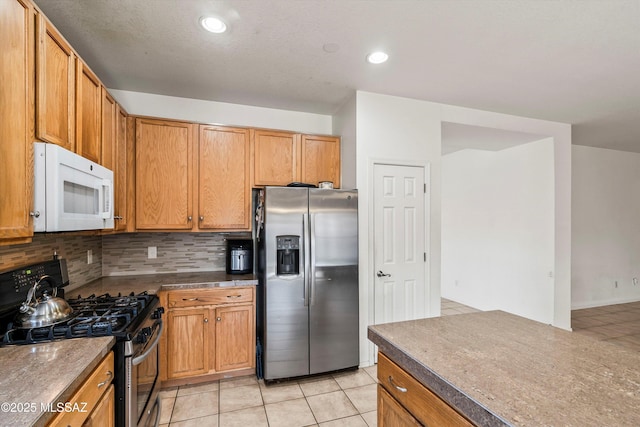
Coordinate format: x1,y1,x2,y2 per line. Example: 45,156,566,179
309,189,359,374
374,165,426,325
263,187,309,379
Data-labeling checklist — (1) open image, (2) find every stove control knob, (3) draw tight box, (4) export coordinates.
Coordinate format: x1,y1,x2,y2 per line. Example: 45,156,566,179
152,307,165,319
136,327,152,343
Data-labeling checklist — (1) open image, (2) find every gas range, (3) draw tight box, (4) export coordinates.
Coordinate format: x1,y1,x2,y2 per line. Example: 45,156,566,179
0,259,164,427
1,292,156,346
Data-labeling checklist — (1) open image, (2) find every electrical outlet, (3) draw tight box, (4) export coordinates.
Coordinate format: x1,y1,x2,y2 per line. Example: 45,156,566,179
634,278,639,286
148,246,157,259
87,249,93,265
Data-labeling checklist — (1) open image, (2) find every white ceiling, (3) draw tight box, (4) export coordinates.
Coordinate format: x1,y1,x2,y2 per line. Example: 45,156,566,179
33,0,640,152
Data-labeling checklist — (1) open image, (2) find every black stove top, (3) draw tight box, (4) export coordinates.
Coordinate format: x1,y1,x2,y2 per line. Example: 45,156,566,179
1,292,157,346
0,259,159,346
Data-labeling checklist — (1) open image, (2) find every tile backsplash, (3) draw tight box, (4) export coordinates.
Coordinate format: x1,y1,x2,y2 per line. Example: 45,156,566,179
0,234,103,289
1,232,251,289
102,232,251,276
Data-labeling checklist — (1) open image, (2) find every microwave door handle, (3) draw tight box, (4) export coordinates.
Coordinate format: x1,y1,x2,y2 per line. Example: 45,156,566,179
101,178,112,219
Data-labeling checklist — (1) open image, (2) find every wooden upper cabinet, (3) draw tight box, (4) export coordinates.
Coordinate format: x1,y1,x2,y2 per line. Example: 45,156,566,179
36,13,75,151
100,88,115,169
0,0,35,243
198,126,251,231
113,105,129,232
301,135,341,188
135,118,193,230
252,129,301,186
75,60,102,163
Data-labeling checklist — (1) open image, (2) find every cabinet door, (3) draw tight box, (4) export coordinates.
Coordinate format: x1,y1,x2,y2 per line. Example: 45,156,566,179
135,118,194,230
378,385,421,427
76,61,102,163
252,129,300,186
82,384,114,427
113,105,128,231
0,0,34,242
215,304,254,372
166,308,210,379
198,126,251,230
101,88,116,169
301,135,341,188
36,13,75,151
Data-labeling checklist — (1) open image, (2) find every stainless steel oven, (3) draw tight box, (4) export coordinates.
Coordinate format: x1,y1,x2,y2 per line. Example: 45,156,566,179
124,305,163,427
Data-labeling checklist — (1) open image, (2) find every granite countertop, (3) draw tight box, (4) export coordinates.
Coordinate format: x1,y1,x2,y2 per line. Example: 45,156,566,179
368,310,640,427
0,336,115,427
69,271,257,298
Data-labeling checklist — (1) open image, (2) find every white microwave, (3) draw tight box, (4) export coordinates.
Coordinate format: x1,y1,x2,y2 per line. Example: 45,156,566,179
33,142,114,232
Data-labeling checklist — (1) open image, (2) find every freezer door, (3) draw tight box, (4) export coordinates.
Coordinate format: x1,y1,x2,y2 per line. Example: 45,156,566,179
308,189,359,374
263,187,310,379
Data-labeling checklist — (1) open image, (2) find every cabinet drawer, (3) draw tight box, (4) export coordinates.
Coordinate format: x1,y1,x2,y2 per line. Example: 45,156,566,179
168,287,253,308
377,352,474,427
48,352,114,427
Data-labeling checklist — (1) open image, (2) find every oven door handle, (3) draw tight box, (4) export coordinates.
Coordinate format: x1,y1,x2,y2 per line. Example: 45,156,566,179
132,319,164,366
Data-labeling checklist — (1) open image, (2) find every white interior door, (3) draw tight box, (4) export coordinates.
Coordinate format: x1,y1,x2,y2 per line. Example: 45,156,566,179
373,164,427,325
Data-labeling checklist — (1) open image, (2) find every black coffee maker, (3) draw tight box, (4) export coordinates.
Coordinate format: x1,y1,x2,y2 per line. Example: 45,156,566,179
226,239,253,274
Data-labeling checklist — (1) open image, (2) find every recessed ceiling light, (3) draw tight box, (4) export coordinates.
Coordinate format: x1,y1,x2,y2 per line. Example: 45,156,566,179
367,51,389,64
200,16,227,33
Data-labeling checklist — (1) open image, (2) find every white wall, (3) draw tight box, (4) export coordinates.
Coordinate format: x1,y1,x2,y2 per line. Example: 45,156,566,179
109,89,333,135
572,145,640,308
442,140,556,324
333,94,357,189
354,91,442,367
441,105,572,329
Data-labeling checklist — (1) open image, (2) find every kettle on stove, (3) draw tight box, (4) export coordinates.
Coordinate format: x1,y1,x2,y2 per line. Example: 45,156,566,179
14,275,73,328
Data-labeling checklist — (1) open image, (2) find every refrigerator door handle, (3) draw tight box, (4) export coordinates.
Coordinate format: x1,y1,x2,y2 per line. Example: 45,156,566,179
303,213,311,307
309,213,316,306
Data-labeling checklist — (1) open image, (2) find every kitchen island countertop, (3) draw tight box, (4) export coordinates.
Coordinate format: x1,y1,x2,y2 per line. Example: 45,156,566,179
0,336,115,427
368,310,640,426
70,271,257,297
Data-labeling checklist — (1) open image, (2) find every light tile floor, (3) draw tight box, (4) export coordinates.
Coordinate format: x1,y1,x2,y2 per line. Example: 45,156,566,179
572,300,640,351
158,299,478,427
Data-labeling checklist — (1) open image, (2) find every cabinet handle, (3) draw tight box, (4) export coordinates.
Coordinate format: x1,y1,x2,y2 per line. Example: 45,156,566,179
97,370,113,388
183,298,199,301
187,216,192,221
199,216,204,221
29,211,40,218
388,376,407,393
114,215,123,220
204,318,208,323
226,295,242,299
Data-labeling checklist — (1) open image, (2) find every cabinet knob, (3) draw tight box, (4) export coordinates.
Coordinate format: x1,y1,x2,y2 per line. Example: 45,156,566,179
216,317,222,322
204,318,208,323
29,211,40,218
187,216,192,221
199,216,204,221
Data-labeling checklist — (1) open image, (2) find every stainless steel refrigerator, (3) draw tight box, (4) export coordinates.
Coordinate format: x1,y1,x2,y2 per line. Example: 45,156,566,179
256,186,359,380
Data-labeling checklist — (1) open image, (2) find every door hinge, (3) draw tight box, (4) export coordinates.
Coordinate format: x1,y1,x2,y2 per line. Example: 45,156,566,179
424,183,426,193
424,252,427,262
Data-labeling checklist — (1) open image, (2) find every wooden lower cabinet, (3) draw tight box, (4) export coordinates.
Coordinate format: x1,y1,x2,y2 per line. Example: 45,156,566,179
378,385,421,426
82,384,115,427
48,352,114,427
377,352,474,427
160,287,256,385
